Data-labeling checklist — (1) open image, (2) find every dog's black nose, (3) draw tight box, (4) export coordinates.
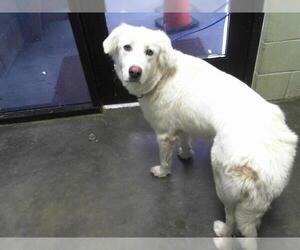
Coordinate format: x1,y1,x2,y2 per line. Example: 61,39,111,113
129,65,142,79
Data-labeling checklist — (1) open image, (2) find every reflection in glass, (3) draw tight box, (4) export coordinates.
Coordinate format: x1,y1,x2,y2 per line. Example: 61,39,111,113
0,13,91,112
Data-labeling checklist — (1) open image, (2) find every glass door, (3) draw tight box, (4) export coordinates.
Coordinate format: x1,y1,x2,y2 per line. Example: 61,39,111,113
0,13,97,121
105,2,230,59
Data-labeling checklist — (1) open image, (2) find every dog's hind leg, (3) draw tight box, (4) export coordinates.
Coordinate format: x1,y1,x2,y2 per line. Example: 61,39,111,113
214,206,235,237
238,238,258,250
235,203,258,238
151,133,176,178
177,132,193,160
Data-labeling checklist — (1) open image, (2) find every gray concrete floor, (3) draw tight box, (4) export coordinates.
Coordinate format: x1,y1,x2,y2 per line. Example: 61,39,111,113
0,100,299,237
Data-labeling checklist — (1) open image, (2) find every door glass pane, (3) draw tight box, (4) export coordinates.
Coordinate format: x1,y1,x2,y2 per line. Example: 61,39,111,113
105,1,229,59
0,13,91,113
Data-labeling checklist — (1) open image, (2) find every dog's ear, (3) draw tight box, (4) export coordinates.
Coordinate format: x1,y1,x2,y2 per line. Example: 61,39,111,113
103,23,129,55
156,30,176,70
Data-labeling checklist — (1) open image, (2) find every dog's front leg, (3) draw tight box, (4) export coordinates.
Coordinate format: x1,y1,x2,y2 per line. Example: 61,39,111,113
150,133,176,178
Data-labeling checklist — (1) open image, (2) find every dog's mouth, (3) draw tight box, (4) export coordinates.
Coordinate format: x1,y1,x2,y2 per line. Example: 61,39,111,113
126,78,141,84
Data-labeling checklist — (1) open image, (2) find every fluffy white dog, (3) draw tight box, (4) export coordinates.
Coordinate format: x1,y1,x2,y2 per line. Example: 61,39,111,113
103,24,298,238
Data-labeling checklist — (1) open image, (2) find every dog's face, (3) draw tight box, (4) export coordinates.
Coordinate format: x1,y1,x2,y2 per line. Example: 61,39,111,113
103,24,175,96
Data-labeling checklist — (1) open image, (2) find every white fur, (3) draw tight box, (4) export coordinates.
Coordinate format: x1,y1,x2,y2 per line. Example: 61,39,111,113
103,24,298,238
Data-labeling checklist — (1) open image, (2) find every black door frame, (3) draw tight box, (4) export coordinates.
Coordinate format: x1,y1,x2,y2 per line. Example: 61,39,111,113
208,13,264,84
0,12,263,124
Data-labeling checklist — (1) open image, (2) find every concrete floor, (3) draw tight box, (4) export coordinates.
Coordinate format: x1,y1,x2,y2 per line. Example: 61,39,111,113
0,100,299,237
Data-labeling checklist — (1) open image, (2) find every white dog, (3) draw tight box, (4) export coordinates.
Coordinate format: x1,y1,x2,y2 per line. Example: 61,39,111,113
103,24,298,238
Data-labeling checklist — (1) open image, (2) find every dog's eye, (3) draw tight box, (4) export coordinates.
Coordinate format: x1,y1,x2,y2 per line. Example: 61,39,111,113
123,44,132,51
145,49,154,56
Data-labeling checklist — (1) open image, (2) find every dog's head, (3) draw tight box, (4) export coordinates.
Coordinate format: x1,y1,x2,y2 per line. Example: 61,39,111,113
103,23,176,96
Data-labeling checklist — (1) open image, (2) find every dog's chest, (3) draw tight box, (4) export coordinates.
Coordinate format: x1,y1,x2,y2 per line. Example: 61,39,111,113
139,98,177,133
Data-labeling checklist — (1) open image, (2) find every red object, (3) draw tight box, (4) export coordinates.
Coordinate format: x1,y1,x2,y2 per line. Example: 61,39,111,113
164,0,191,28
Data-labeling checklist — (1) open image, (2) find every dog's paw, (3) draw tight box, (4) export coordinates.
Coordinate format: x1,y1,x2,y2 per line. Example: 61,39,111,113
177,147,193,160
150,166,171,178
214,220,231,237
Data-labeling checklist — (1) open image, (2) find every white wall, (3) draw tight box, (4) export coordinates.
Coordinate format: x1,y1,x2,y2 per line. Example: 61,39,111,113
252,13,300,100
